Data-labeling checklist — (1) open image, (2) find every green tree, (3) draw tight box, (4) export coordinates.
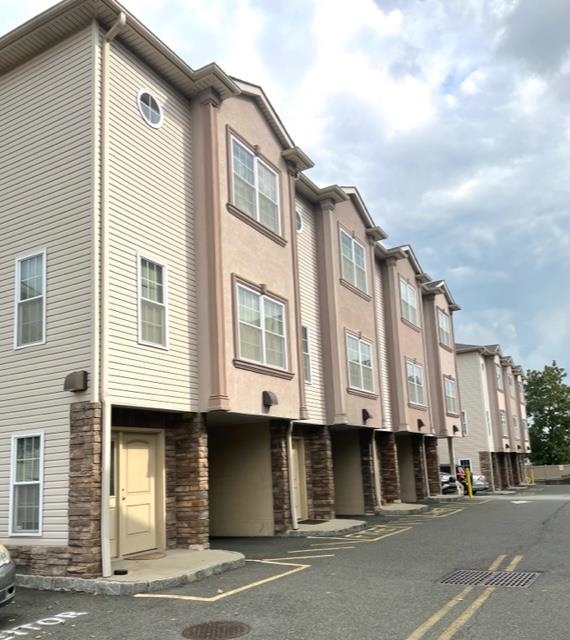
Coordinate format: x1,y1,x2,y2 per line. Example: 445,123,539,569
526,362,570,465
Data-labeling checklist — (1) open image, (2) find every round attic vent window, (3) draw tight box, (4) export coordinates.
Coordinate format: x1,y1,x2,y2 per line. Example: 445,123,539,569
137,90,163,128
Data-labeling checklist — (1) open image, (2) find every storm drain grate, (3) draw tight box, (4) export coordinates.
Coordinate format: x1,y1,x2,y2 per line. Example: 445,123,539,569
182,621,250,639
441,570,540,588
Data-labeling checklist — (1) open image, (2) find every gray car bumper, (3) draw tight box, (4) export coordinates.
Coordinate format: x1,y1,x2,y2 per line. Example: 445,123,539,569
0,562,16,607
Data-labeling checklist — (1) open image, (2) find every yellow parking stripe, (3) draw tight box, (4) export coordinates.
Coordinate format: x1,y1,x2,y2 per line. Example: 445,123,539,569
134,559,309,602
405,554,506,640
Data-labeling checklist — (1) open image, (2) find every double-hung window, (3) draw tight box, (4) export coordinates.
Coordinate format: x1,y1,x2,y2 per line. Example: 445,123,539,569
340,230,367,292
346,334,373,392
437,309,451,346
461,410,469,436
499,410,508,435
496,364,503,391
444,377,458,414
237,284,286,369
138,256,168,348
406,360,424,405
16,251,46,348
301,325,312,384
400,279,418,326
10,434,43,535
231,137,280,235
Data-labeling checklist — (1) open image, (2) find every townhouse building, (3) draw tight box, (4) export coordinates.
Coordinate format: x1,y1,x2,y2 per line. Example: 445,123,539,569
452,344,528,490
376,247,462,502
0,0,465,580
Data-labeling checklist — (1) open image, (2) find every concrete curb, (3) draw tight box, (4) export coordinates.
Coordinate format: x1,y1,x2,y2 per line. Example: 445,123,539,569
16,555,246,596
375,505,429,516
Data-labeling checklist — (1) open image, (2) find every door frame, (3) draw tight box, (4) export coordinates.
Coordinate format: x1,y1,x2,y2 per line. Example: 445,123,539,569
110,427,166,558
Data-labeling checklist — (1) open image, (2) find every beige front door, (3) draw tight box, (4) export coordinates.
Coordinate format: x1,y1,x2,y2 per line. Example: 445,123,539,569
110,431,159,557
291,437,308,521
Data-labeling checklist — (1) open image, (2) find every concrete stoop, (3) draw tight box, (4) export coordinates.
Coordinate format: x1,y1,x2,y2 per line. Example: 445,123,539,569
375,503,429,516
16,550,245,596
286,518,366,537
422,494,465,504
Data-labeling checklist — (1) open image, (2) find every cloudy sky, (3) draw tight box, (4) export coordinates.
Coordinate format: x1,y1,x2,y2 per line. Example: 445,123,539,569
3,0,570,374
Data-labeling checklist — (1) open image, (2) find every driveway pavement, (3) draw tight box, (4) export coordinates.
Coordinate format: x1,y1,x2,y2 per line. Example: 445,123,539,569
3,485,570,640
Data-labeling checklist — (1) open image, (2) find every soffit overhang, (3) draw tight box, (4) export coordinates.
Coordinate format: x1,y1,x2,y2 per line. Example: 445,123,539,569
422,279,461,311
295,174,348,206
0,0,240,101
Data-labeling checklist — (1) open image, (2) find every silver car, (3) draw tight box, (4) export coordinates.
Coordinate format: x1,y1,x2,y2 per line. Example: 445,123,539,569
0,545,15,608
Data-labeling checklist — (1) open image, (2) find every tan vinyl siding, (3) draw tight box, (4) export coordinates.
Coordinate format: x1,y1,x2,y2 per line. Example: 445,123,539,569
374,262,392,429
454,353,492,474
106,41,197,411
296,198,326,424
0,28,94,544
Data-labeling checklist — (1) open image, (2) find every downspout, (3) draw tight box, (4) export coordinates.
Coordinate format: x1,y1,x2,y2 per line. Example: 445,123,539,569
100,11,127,579
287,421,298,531
421,436,431,497
372,429,382,509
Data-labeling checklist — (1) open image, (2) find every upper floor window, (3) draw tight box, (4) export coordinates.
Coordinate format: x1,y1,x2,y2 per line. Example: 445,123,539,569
16,251,46,348
499,409,508,435
461,410,469,436
437,309,451,347
237,284,286,369
231,137,280,235
406,360,425,405
138,256,168,348
340,230,367,292
137,90,163,128
400,279,418,326
508,374,515,396
444,377,458,414
346,334,373,392
495,364,503,391
517,379,525,401
10,434,43,535
296,210,303,233
301,325,312,384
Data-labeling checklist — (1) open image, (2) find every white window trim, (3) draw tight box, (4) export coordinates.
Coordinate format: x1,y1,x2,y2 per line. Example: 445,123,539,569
496,364,504,391
136,88,163,129
340,229,368,293
236,283,288,371
301,324,312,384
346,333,374,393
406,359,425,406
230,135,281,235
437,309,451,346
9,432,44,537
295,209,304,233
458,458,472,471
137,252,169,350
14,248,47,350
400,278,419,327
461,410,469,436
444,376,458,414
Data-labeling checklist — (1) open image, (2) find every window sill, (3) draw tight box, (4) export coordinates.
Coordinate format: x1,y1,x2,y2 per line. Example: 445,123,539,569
137,339,169,351
408,402,427,412
347,387,378,400
446,411,460,418
340,278,371,302
233,358,294,380
227,203,287,247
401,317,421,333
439,342,454,353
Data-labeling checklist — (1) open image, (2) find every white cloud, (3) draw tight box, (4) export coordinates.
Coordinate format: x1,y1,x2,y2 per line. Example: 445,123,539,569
460,70,486,95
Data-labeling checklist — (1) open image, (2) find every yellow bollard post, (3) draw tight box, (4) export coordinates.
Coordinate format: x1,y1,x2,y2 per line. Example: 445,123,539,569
529,466,535,485
466,468,473,498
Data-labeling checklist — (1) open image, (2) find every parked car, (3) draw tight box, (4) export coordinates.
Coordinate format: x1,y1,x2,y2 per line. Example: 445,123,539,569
441,464,490,494
440,473,461,494
0,545,15,608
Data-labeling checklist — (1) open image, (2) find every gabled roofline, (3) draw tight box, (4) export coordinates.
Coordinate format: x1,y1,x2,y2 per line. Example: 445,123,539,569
295,174,348,205
456,343,503,357
0,0,240,100
341,187,388,241
422,280,461,311
388,244,431,283
232,78,314,172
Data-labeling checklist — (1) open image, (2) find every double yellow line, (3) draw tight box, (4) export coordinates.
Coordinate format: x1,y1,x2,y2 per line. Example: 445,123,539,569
406,554,524,640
